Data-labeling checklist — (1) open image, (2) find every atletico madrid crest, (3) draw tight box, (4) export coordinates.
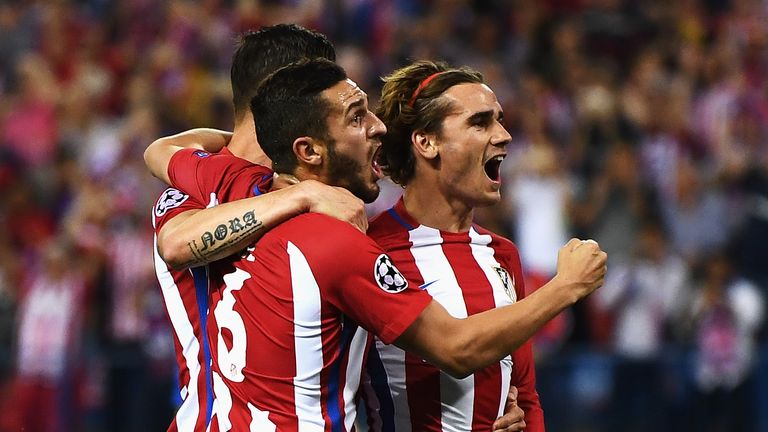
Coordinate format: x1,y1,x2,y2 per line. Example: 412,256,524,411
374,254,408,293
492,265,516,302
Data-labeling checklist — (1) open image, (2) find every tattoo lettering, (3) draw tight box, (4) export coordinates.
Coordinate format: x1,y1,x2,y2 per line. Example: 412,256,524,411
200,232,216,251
243,210,257,226
185,208,265,267
214,224,228,241
229,217,244,233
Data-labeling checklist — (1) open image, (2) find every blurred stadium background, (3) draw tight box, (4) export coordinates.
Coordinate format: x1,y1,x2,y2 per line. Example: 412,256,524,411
1,0,767,431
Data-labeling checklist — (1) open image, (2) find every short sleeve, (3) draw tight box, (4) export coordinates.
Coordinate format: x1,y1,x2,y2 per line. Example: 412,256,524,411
151,187,205,233
334,245,432,344
294,214,432,344
167,148,213,203
168,148,273,205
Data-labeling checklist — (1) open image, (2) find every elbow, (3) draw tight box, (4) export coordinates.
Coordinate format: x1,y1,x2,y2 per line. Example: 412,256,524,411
157,229,191,270
143,140,160,169
436,335,478,379
444,365,472,380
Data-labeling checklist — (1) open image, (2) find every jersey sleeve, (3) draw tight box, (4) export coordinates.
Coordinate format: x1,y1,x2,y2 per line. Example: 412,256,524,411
167,148,273,205
167,148,212,203
151,187,206,234
303,215,432,344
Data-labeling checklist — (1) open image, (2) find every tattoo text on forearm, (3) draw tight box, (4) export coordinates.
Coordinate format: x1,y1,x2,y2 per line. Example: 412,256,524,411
186,210,263,265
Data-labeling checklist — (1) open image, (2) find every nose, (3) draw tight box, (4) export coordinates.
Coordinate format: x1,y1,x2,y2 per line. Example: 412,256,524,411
368,111,387,138
492,120,512,147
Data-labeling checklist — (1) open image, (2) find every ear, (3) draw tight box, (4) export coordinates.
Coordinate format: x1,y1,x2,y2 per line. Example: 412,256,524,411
411,130,439,160
293,136,324,166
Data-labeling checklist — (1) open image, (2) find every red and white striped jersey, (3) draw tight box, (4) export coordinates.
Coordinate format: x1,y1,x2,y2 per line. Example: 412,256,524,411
361,199,545,432
205,213,432,431
152,189,215,432
165,148,433,430
152,147,274,432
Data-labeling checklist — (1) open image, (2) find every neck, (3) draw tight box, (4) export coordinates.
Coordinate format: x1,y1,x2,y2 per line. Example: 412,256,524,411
402,172,474,232
275,166,324,187
227,115,272,167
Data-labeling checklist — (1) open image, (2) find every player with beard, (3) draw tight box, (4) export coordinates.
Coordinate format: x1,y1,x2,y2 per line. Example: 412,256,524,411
167,58,606,430
146,25,367,432
146,24,533,431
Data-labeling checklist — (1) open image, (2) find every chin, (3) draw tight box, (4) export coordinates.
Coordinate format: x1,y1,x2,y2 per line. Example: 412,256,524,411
474,191,501,208
362,185,381,204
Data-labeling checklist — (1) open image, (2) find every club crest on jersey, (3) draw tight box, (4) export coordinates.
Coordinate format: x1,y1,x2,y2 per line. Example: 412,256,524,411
374,254,408,293
492,265,516,301
154,188,189,217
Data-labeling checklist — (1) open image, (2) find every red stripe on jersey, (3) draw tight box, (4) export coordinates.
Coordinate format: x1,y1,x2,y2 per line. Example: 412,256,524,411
405,354,442,431
441,233,503,431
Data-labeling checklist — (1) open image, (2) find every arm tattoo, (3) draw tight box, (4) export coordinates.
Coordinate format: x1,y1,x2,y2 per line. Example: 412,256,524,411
185,209,264,266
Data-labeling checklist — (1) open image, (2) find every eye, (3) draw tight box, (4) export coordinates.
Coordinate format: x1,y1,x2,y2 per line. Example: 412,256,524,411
352,112,364,126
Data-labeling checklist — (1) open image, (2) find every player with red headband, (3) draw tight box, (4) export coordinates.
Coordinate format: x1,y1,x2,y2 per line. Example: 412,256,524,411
152,57,606,430
360,60,547,431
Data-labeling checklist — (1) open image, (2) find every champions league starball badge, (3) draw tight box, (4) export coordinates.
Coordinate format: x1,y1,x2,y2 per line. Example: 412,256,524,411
154,187,189,217
374,254,409,293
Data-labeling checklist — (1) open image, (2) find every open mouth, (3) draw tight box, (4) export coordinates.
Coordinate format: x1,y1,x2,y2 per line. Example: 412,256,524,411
372,146,384,179
484,155,505,183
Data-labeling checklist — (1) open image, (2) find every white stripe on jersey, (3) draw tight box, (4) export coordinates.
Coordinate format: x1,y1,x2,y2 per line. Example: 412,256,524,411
408,226,474,431
408,226,467,318
439,373,475,432
287,241,325,431
213,370,233,431
248,403,276,431
153,234,201,432
468,227,514,416
374,338,410,431
468,228,517,306
344,328,369,431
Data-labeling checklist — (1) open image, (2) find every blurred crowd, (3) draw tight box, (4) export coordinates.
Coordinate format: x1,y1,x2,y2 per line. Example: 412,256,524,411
1,0,767,431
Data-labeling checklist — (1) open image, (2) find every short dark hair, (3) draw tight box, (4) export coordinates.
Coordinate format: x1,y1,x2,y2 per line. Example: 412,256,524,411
250,58,347,173
231,24,336,120
376,60,484,185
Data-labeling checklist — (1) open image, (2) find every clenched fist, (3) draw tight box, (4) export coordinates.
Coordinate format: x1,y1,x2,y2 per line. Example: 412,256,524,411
553,238,608,301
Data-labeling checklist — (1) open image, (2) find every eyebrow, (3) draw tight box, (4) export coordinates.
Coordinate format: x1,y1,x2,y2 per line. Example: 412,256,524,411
343,97,366,117
466,109,502,125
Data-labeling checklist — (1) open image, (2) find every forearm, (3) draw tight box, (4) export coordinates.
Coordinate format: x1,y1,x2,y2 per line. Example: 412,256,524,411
398,278,575,379
158,186,308,269
452,280,575,374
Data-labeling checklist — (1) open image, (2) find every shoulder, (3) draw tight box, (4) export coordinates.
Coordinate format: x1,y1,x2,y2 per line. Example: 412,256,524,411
368,209,412,246
472,224,518,255
172,148,270,174
273,213,375,248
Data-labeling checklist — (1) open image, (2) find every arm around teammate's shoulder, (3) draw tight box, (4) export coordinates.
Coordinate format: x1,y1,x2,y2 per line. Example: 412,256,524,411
144,128,233,184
